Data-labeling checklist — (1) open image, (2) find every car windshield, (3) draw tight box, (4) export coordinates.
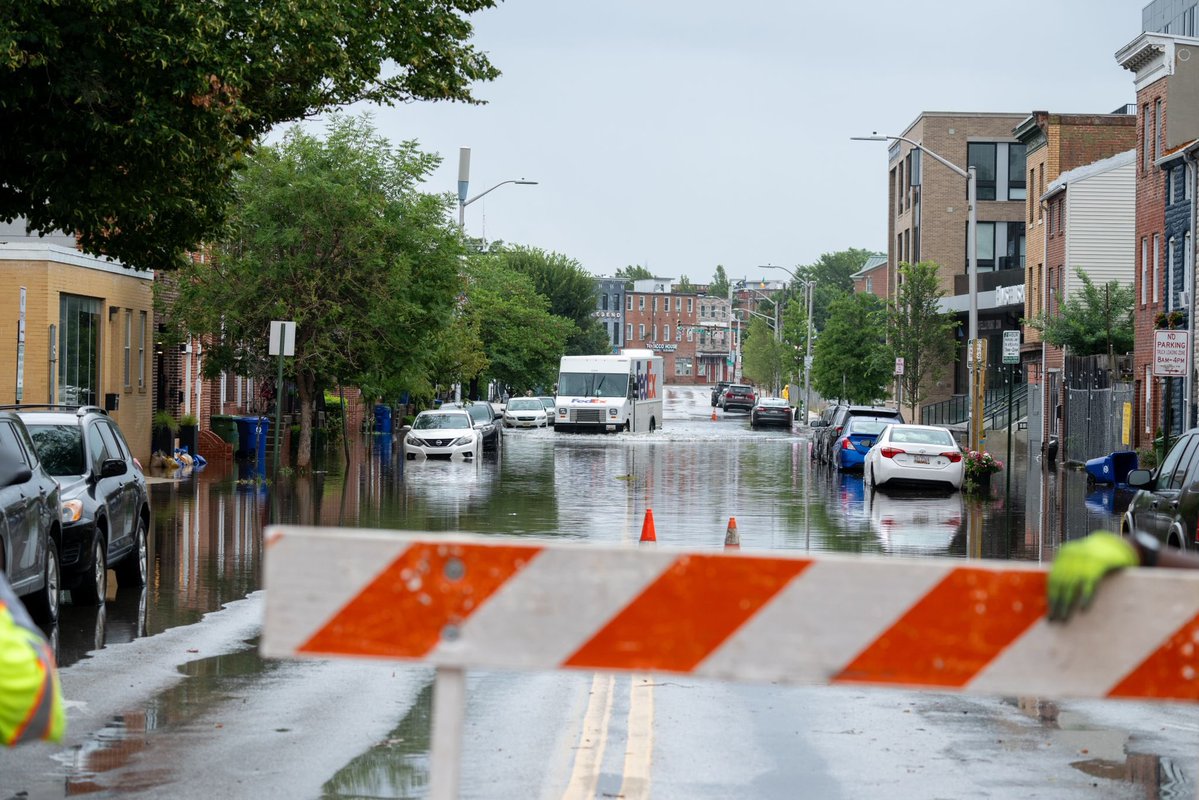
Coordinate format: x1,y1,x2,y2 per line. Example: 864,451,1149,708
538,397,555,409
847,419,890,435
889,427,956,446
452,405,490,424
26,424,86,476
507,398,542,411
558,372,628,398
413,413,471,431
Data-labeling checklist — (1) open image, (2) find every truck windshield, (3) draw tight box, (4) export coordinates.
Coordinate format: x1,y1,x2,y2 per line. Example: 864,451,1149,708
558,372,628,398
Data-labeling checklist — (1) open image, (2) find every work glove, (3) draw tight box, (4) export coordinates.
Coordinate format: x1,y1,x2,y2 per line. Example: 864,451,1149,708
1047,531,1138,622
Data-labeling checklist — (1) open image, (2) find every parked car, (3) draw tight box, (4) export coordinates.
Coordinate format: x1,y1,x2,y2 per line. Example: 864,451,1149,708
719,384,757,412
816,405,905,463
1123,428,1199,549
18,406,150,605
863,424,964,491
503,397,548,428
711,381,731,407
0,411,62,622
537,396,557,426
404,410,480,461
832,417,892,472
439,402,502,454
750,397,793,429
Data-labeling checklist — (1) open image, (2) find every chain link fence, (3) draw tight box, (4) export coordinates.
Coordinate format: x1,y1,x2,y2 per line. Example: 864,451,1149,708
1063,384,1135,464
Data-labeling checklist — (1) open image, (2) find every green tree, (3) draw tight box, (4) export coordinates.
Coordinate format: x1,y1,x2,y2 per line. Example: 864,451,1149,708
429,314,490,401
796,248,876,330
1025,269,1134,360
464,256,573,393
1,1,499,269
494,245,607,355
812,293,891,404
710,265,731,299
677,275,696,293
741,317,786,392
888,261,958,420
616,264,653,284
164,115,463,469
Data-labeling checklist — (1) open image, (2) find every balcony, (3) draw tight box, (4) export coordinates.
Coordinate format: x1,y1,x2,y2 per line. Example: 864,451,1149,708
953,267,1024,297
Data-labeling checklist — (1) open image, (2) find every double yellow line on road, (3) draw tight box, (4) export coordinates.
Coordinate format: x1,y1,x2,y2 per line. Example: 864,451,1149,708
561,674,655,800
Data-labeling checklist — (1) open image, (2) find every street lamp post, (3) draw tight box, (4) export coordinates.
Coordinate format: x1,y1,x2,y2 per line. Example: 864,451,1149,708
456,146,538,229
852,134,979,450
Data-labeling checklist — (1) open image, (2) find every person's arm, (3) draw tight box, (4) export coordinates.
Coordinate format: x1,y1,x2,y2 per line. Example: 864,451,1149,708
0,573,66,745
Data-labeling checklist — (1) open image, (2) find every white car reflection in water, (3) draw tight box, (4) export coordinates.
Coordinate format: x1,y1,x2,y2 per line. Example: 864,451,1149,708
866,490,965,557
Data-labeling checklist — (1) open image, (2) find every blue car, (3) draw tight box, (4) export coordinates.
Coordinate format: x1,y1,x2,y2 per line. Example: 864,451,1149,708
834,417,893,472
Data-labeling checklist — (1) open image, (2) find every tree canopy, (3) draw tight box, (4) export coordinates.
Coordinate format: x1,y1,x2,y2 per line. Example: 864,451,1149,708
710,265,731,300
616,264,654,283
163,115,463,468
741,317,786,393
1025,269,1134,359
888,261,958,419
1,0,499,269
794,248,875,331
493,245,608,355
812,293,891,404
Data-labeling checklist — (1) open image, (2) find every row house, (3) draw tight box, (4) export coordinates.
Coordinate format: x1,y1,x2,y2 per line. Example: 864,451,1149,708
1117,30,1199,447
851,254,889,299
624,279,736,385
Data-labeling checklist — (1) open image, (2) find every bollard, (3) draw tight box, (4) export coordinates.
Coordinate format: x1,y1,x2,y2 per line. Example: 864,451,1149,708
640,509,657,543
724,517,739,550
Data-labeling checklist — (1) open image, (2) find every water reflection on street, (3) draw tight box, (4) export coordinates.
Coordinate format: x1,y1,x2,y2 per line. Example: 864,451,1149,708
52,385,1128,669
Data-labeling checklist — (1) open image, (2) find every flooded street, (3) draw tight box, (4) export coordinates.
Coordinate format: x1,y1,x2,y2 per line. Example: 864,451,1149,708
4,385,1195,799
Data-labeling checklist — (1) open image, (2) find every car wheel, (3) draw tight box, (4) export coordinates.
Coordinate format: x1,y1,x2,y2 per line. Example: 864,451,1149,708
116,515,148,588
28,537,60,624
74,534,108,606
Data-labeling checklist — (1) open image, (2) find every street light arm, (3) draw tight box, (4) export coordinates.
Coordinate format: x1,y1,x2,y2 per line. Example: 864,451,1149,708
761,264,800,282
463,179,538,208
850,134,968,179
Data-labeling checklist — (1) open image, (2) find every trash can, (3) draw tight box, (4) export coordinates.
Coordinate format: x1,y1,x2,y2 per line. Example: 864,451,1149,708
235,416,268,460
211,415,239,451
1085,451,1138,487
374,405,393,436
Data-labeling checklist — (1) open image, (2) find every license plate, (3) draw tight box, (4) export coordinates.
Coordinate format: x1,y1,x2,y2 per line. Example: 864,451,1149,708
914,455,930,464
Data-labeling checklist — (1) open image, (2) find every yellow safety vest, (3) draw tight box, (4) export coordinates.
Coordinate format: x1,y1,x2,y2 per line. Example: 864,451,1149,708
0,575,65,746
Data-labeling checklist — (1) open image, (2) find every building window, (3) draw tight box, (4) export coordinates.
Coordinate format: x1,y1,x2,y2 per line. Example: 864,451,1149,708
58,295,101,406
626,296,632,311
123,310,132,388
1056,200,1063,235
1154,233,1161,303
967,143,997,201
865,276,873,293
602,293,609,311
1187,164,1194,201
1144,103,1152,172
627,323,632,340
138,311,146,389
1141,237,1149,305
970,222,996,270
675,357,693,377
664,296,671,312
1008,144,1027,200
1166,168,1174,205
663,324,671,343
687,298,694,312
1006,223,1025,269
891,167,898,216
638,323,645,340
1028,168,1036,222
1037,165,1045,217
1155,98,1163,162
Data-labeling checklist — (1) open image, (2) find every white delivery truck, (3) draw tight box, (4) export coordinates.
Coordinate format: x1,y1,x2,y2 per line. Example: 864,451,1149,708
554,350,664,433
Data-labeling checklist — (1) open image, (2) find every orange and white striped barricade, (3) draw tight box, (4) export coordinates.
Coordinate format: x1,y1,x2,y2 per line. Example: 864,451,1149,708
261,526,1199,799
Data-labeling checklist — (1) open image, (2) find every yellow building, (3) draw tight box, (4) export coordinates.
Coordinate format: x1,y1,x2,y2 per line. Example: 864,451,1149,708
0,241,154,462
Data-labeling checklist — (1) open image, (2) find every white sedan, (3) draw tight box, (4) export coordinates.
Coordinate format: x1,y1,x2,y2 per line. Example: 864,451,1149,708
863,424,964,491
404,410,480,461
503,397,548,428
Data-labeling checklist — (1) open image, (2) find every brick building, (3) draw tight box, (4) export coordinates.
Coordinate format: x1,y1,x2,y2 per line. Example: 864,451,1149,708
851,254,889,298
625,279,735,384
886,112,1029,416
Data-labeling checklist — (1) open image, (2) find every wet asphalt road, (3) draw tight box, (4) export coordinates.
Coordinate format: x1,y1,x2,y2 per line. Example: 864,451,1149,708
1,385,1195,799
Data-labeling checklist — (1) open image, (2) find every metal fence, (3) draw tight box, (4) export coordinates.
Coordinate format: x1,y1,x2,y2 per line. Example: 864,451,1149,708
1063,384,1135,464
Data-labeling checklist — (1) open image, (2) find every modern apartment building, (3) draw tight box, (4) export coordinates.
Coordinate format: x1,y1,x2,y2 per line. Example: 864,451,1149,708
1144,0,1199,35
886,111,1028,411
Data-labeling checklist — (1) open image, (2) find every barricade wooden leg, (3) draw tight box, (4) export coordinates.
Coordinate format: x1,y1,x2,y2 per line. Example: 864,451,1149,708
429,666,467,800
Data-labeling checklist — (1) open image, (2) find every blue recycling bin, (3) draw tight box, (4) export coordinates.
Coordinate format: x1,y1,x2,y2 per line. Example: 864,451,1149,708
374,404,393,435
1084,451,1138,487
235,416,270,462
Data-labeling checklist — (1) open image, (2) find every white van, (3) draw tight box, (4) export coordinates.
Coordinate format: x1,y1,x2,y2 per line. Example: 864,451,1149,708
554,350,664,432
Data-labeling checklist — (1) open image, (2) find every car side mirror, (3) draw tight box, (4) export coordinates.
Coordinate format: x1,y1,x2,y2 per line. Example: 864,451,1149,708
100,458,128,478
1126,468,1152,489
0,465,33,488
810,420,825,428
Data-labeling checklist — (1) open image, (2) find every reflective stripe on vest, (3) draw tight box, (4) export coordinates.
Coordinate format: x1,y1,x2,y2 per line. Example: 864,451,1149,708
0,601,64,746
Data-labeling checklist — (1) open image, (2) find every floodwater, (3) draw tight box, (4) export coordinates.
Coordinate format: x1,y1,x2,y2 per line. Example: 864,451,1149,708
38,385,1182,799
51,384,1122,669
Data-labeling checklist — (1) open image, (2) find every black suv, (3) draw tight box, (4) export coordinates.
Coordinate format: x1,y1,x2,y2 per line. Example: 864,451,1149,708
0,411,61,622
16,406,149,605
719,384,757,412
711,382,731,407
1124,429,1199,550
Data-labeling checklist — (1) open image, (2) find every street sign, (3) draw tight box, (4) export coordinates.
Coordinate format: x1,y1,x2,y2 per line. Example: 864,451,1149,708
1002,330,1020,365
269,321,296,356
1153,330,1188,377
804,355,813,370
894,357,905,376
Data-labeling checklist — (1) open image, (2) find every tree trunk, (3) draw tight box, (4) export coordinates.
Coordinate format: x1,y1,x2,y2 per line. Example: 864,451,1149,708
296,368,316,471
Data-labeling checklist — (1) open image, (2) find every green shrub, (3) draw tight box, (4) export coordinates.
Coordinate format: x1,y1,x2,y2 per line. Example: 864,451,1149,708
153,411,179,432
1137,446,1159,471
179,412,199,427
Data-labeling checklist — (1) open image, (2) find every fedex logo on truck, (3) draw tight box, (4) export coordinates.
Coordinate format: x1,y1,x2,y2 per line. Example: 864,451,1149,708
635,360,657,400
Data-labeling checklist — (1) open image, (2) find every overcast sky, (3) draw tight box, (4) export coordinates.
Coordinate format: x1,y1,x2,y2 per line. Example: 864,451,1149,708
335,1,1145,283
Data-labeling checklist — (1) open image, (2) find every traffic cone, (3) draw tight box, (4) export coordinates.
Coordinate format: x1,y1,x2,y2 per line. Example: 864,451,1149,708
724,517,740,550
640,509,657,543
711,407,718,422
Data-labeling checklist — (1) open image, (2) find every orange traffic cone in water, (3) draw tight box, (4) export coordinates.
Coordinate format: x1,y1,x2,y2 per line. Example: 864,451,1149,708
711,407,718,422
640,509,657,543
724,517,740,550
